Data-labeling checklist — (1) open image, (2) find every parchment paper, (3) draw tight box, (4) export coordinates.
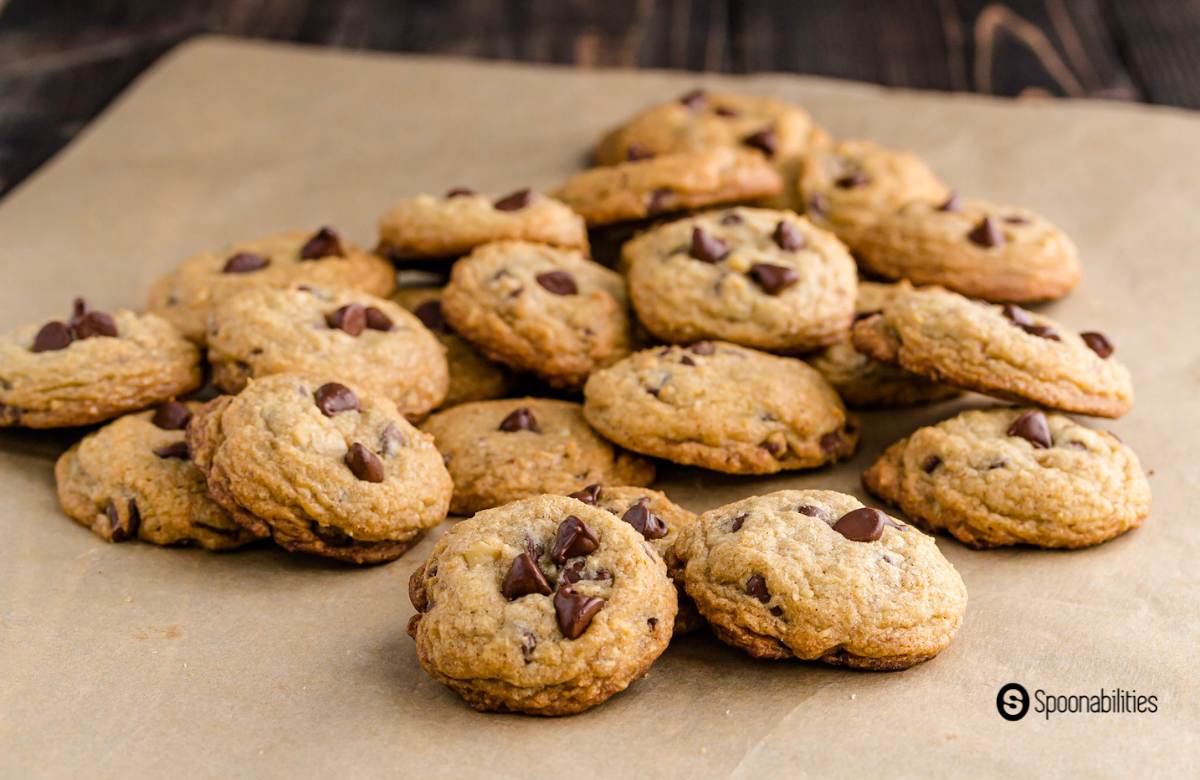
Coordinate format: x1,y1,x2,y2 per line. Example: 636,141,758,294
0,37,1196,778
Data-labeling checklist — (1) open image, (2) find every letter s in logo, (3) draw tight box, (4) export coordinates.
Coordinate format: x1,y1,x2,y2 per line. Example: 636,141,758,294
997,682,1030,721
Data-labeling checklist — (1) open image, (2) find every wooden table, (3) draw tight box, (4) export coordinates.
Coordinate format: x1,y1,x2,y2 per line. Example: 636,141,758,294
1,0,1197,196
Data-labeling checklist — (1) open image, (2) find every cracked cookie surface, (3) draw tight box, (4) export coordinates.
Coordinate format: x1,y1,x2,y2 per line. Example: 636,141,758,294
583,342,857,474
671,489,967,669
408,494,677,715
863,407,1151,549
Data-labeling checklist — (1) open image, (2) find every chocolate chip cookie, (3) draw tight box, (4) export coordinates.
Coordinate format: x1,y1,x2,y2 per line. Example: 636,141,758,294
807,281,960,408
565,483,704,634
554,147,783,227
863,407,1151,549
421,398,655,516
147,227,396,343
407,494,677,715
851,198,1081,302
851,286,1133,417
55,401,254,549
187,373,451,564
623,208,857,351
377,187,588,261
206,284,448,419
583,342,858,474
0,298,201,428
391,285,518,407
440,241,633,388
671,489,967,670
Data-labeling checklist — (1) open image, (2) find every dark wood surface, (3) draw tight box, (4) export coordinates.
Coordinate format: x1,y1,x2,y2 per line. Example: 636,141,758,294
2,0,1198,196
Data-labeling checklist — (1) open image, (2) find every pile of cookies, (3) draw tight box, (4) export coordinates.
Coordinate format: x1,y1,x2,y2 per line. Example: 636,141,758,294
0,87,1150,717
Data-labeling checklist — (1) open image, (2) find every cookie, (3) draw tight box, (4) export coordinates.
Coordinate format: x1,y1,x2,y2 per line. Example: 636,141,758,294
863,407,1151,549
55,401,254,549
797,138,948,246
0,298,201,428
421,398,655,516
671,489,967,670
377,187,588,261
440,241,633,388
851,198,1081,302
187,374,451,564
554,147,783,227
565,483,704,634
206,284,448,419
147,227,397,343
391,286,518,407
624,207,857,351
407,494,677,715
807,281,960,408
851,286,1133,418
583,342,858,474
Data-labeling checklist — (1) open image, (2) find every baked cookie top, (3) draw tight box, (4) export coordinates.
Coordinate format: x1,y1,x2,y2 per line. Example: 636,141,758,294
391,286,517,407
554,147,783,226
54,402,254,550
672,489,967,669
851,286,1133,418
593,89,826,167
407,494,677,716
206,284,448,420
146,227,397,343
187,373,451,564
863,407,1151,549
851,197,1081,302
0,298,200,429
377,187,588,260
440,241,633,388
624,208,857,351
582,342,858,474
421,397,655,516
807,281,960,408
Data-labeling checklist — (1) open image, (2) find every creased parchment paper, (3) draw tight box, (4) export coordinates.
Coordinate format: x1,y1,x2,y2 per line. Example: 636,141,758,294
0,37,1196,778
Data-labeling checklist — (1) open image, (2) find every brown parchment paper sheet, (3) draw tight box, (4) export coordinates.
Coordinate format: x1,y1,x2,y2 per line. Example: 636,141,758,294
0,37,1197,779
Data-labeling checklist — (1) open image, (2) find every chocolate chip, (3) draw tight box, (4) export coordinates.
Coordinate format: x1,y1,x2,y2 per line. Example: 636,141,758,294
1007,410,1052,449
106,499,141,543
730,513,747,531
761,438,785,455
152,401,192,430
445,187,475,198
1081,331,1114,358
413,300,449,333
797,504,826,519
968,216,1005,248
554,586,604,639
749,263,799,295
938,192,962,212
836,171,870,189
311,522,353,547
922,455,942,473
626,143,653,161
550,515,598,564
819,432,843,454
1005,214,1030,224
743,128,778,157
222,252,269,273
853,309,882,323
690,227,730,263
299,227,344,259
73,311,118,340
502,551,553,600
153,441,190,460
1022,324,1061,341
499,407,539,433
773,220,805,251
69,297,89,327
690,341,715,355
535,270,578,295
648,617,659,630
520,630,537,661
832,507,900,542
558,559,612,585
679,88,706,109
568,484,602,505
988,459,1008,470
327,304,367,336
364,307,393,331
745,574,771,603
646,187,674,215
494,188,534,211
32,321,72,353
314,383,359,416
622,499,668,540
808,194,828,218
714,105,740,117
1002,303,1035,327
345,442,385,482
720,212,743,226
680,355,696,366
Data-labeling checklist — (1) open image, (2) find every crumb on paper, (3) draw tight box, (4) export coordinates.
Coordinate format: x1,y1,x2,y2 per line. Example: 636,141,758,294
850,693,856,700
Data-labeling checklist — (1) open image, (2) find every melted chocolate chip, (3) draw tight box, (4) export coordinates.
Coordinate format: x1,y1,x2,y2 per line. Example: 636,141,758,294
797,504,826,519
535,270,578,295
445,187,475,198
832,507,903,542
413,300,449,333
646,187,674,215
153,441,190,460
299,227,344,259
568,484,602,505
550,515,598,564
1002,304,1035,327
494,188,534,211
749,263,799,295
625,143,653,161
314,383,359,417
32,321,72,353
922,455,942,473
345,442,385,482
680,355,696,366
720,211,743,226
554,586,604,639
222,252,269,273
808,194,828,218
679,88,706,109
938,192,962,212
730,513,747,531
380,423,406,456
499,407,539,433
690,341,715,355
743,128,778,157
835,170,870,189
1081,331,1114,358
714,105,740,117
364,307,394,331
152,401,192,430
1022,324,1061,341
106,498,141,543
1007,409,1052,449
819,432,843,454
690,227,730,263
1004,214,1030,224
502,552,553,600
773,220,806,251
327,303,367,336
621,499,668,540
745,574,771,603
968,216,1005,248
